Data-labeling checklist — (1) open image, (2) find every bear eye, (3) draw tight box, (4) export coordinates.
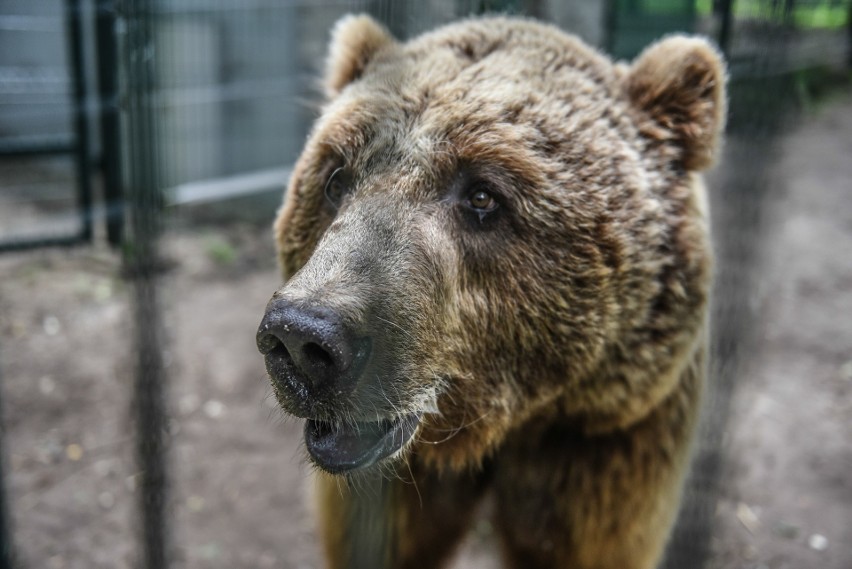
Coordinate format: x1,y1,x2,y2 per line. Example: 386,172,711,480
463,185,499,223
468,190,496,211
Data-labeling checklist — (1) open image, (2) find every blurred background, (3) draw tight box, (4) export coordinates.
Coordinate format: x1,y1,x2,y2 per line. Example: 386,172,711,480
0,0,850,568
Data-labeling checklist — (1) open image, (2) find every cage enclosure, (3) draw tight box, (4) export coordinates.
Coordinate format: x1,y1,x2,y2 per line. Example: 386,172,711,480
0,1,850,568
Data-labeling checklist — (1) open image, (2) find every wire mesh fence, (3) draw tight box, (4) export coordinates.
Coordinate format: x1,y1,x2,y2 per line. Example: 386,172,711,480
0,0,850,568
0,0,93,251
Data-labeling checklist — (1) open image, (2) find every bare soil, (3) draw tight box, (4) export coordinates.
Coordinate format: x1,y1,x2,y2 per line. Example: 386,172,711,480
707,92,852,569
0,93,850,569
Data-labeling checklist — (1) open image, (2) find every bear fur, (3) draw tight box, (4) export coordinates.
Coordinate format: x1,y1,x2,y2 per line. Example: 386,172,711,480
259,14,725,569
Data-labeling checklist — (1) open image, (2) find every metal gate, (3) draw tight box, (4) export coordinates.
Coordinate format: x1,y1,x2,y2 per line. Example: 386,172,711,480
0,0,122,253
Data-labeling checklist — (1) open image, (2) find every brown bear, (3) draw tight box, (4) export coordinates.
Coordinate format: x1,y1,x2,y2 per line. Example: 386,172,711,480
256,14,725,569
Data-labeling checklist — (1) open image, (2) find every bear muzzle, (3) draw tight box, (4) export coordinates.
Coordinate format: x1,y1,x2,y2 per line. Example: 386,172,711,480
257,298,421,472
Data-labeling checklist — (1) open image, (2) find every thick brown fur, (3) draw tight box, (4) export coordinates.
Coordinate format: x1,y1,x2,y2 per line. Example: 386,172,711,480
267,15,725,569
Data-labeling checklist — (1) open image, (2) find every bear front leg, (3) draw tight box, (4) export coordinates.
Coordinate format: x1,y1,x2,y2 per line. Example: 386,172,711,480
315,457,492,569
493,367,702,569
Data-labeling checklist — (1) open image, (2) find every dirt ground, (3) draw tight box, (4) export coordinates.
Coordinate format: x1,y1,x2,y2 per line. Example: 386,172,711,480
706,92,852,569
0,92,850,569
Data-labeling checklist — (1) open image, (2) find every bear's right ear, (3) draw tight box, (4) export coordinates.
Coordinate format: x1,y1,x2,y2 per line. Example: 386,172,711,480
324,14,396,99
625,35,727,171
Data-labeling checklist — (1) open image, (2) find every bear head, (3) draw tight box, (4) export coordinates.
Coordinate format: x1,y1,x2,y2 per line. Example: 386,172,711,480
257,15,725,474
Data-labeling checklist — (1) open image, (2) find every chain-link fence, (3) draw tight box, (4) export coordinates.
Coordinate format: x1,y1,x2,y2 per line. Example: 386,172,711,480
1,1,850,568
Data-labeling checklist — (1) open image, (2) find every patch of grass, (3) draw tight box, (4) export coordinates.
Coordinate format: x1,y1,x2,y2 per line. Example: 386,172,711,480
794,67,852,114
204,235,237,266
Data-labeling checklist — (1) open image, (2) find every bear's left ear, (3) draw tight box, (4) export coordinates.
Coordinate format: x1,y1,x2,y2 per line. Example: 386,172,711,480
624,35,727,171
324,14,397,99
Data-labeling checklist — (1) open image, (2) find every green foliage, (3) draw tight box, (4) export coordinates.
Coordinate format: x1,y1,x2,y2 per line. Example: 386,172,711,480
728,0,848,29
677,0,849,28
792,2,849,29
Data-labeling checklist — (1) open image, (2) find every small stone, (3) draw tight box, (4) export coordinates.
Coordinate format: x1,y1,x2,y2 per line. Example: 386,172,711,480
772,521,799,540
736,502,760,535
36,437,63,464
43,315,61,336
808,533,828,551
98,491,115,510
66,444,83,461
39,375,56,395
187,494,205,512
203,399,225,419
840,360,852,381
93,458,113,477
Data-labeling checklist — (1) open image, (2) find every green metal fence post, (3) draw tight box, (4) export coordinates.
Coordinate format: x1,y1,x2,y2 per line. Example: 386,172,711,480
120,0,170,567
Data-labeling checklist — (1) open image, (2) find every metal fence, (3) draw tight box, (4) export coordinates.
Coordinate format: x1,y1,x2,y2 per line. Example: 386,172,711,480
0,0,850,568
0,0,90,251
2,0,849,247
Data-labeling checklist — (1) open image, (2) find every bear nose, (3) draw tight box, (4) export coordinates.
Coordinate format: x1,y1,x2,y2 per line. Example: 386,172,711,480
256,300,368,396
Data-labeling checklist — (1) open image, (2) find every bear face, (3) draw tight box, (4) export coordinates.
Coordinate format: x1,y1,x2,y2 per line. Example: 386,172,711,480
257,16,724,475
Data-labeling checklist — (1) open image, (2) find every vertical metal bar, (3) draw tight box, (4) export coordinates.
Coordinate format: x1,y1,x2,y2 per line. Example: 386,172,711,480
783,0,795,27
847,0,852,68
524,0,544,18
686,0,696,27
97,0,124,246
66,0,94,242
602,0,619,57
717,0,734,55
121,0,170,567
0,351,15,568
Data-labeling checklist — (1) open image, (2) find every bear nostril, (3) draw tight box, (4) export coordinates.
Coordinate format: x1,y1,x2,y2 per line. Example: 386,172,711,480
258,332,293,364
303,342,335,370
270,342,291,361
257,332,282,356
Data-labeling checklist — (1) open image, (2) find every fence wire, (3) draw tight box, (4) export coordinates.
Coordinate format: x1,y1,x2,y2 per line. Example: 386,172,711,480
0,1,849,568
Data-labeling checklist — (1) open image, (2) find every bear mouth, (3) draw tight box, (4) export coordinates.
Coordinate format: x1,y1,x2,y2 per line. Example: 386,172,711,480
304,412,422,474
